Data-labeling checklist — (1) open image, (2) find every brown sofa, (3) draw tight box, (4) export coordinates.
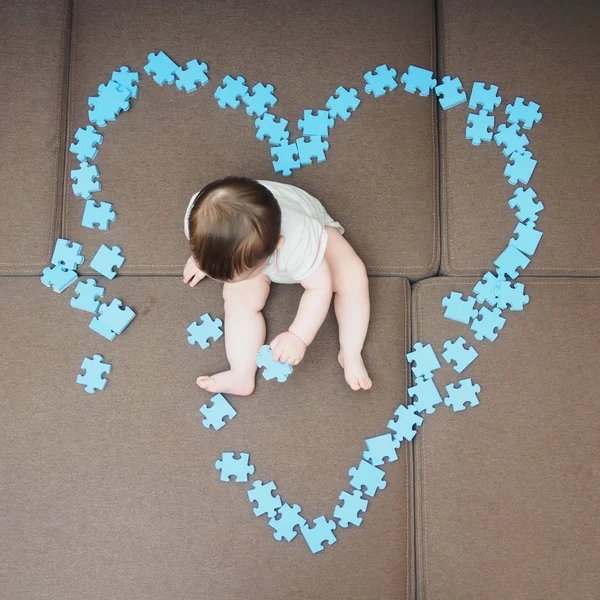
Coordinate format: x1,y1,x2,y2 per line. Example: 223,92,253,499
1,1,598,598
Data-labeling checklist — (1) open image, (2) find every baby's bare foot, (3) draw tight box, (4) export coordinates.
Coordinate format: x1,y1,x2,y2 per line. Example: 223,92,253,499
338,350,372,391
196,370,255,396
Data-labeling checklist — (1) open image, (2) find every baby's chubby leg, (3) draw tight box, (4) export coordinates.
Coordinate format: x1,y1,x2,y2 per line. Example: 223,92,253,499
197,273,271,396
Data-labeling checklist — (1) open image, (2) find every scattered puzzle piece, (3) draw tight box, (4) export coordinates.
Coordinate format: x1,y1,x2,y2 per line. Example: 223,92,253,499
494,123,530,157
470,306,506,342
88,80,132,127
408,376,443,415
187,313,223,349
90,244,125,279
444,378,481,412
496,280,529,311
300,516,337,554
81,200,116,230
363,433,400,466
442,292,478,324
434,75,466,109
298,109,335,137
400,65,436,96
71,161,100,199
255,113,289,145
76,354,111,394
406,342,441,380
296,136,329,165
247,480,282,518
111,66,139,98
508,187,544,223
88,315,116,340
214,75,248,109
505,97,542,129
270,140,300,177
70,278,104,313
268,503,306,542
510,221,543,256
504,150,537,185
255,345,293,382
144,50,179,85
466,109,494,145
69,125,103,162
473,271,501,306
97,298,135,335
215,452,255,482
387,404,424,441
51,238,84,271
242,82,277,116
175,59,209,92
494,245,530,279
468,82,501,112
40,265,77,293
326,86,360,120
200,393,236,430
334,490,368,528
364,64,398,97
349,460,387,497
442,337,479,374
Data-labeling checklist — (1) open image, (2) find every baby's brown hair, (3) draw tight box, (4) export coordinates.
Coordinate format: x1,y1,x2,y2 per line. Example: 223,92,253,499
188,177,281,282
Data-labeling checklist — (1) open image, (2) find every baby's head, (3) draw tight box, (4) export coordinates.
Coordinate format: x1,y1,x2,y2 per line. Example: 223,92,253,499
187,177,282,283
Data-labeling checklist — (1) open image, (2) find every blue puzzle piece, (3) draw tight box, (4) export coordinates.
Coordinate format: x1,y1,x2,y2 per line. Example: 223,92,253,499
363,433,400,466
111,66,139,98
69,126,103,162
387,404,424,441
364,64,398,97
215,452,255,482
505,97,543,129
40,265,77,293
400,65,436,96
268,503,306,542
466,110,494,145
88,315,116,340
144,51,179,85
508,187,544,223
349,460,387,497
434,75,467,109
255,345,293,382
255,113,289,145
473,271,501,306
444,378,481,412
300,516,337,554
71,161,100,199
81,200,116,230
88,80,131,127
187,313,223,349
441,292,478,324
51,238,84,271
468,82,502,112
270,140,300,177
510,221,543,256
97,298,135,335
494,123,530,157
200,393,236,430
296,136,329,165
408,376,444,414
247,480,282,518
297,109,335,137
175,59,209,92
214,75,248,109
470,306,506,342
242,82,277,116
406,342,441,380
504,150,537,185
496,280,529,311
70,278,104,313
494,245,530,279
76,354,111,394
90,244,125,279
442,337,479,374
333,490,368,528
326,86,360,120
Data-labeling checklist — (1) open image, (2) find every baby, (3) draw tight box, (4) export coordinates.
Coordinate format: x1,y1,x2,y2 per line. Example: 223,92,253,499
183,176,372,395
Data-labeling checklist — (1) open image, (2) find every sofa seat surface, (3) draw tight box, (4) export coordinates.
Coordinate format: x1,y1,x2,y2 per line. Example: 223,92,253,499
438,0,600,277
0,0,70,274
412,277,600,600
63,0,439,280
0,276,413,600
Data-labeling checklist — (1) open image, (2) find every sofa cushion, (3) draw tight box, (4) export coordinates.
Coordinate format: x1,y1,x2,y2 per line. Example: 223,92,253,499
1,276,413,599
438,0,600,276
412,277,600,599
0,0,70,274
64,0,439,279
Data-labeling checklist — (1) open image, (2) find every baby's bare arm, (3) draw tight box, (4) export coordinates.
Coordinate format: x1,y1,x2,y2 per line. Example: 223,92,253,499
183,255,207,287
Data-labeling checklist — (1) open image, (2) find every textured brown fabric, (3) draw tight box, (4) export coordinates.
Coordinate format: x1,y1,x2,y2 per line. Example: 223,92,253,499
0,0,70,274
438,0,600,276
412,277,600,600
0,276,413,600
63,0,439,279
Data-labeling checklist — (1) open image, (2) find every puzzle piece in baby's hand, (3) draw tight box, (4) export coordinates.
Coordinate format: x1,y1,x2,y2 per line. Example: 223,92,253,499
70,278,105,313
496,280,529,311
255,113,289,145
444,378,481,412
297,110,335,137
300,516,337,554
215,452,255,482
505,97,542,130
199,393,236,430
387,404,424,441
408,376,443,415
468,82,502,112
81,200,116,231
268,503,306,542
349,460,387,497
494,245,530,279
255,345,293,382
363,433,400,466
334,490,368,528
470,306,506,342
41,265,78,293
214,75,248,109
111,66,139,98
406,342,441,380
90,244,125,279
508,187,544,224
271,140,300,177
509,221,543,256
473,271,501,306
144,50,179,85
504,150,537,186
296,136,329,165
76,354,111,393
51,238,84,271
434,75,467,109
187,313,223,349
442,292,478,324
88,81,132,127
69,126,103,162
364,64,398,97
97,298,135,335
71,161,100,199
400,65,436,96
442,336,479,374
175,59,209,93
242,82,277,116
247,480,282,518
466,110,494,146
494,123,530,157
326,86,360,120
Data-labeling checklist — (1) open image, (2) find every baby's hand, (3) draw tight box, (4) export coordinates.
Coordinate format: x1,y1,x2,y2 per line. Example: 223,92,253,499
270,331,306,366
183,255,207,287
